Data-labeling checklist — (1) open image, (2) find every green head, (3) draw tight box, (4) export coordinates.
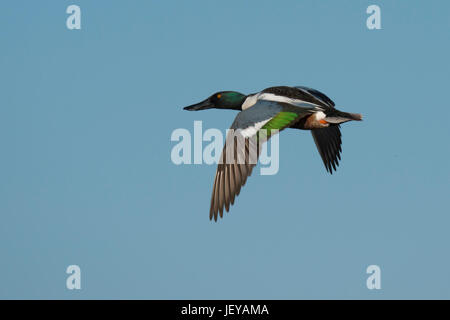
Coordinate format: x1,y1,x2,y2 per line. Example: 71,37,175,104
184,91,246,111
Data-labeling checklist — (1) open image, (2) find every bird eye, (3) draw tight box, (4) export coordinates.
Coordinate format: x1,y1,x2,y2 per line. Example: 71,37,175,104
217,94,221,99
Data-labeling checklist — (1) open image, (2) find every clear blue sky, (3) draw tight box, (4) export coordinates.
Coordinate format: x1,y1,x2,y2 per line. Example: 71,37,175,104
1,0,449,299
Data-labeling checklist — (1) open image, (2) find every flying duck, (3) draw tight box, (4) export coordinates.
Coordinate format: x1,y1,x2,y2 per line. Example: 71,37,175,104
184,86,362,221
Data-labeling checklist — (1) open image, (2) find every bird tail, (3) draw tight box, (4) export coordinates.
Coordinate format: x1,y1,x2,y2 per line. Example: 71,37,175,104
325,109,363,124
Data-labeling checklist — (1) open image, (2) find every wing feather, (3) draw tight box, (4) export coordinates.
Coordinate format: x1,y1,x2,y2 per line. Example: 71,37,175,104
295,86,335,109
311,125,342,174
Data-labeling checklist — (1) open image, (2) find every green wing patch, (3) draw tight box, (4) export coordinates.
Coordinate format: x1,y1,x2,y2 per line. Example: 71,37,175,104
258,112,299,141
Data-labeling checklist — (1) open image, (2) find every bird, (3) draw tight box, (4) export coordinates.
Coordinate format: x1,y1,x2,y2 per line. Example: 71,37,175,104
183,86,362,221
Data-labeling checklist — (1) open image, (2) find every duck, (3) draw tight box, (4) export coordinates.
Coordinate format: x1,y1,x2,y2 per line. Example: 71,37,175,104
183,86,362,221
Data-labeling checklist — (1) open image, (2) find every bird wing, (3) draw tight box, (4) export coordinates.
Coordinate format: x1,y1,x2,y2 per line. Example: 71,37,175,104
291,86,342,173
210,100,313,221
259,86,334,110
294,86,335,109
311,125,342,174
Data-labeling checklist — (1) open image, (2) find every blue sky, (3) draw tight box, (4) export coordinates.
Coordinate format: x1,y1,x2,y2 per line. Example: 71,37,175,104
1,0,449,299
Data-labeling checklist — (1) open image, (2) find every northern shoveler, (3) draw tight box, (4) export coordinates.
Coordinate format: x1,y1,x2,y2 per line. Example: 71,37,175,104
184,86,362,221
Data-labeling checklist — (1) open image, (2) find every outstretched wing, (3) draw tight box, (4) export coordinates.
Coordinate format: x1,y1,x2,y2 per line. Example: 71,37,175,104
210,100,312,221
311,125,342,174
292,86,342,174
